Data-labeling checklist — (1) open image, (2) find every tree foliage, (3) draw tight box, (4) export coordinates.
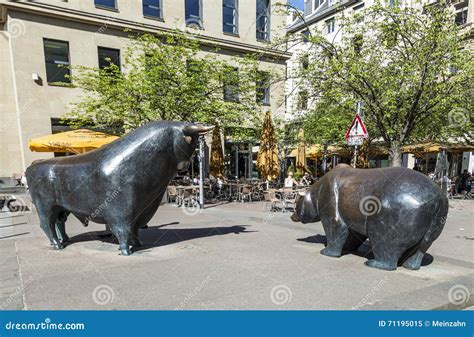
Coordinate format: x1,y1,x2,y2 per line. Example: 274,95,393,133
66,30,266,135
286,1,473,165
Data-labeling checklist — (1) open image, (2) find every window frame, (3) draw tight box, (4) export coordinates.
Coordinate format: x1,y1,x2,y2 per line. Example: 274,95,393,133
223,67,240,102
223,0,239,35
313,0,326,12
43,38,71,85
185,0,203,28
256,71,271,106
256,0,271,42
455,7,468,26
143,0,163,19
297,90,308,111
97,46,121,71
326,18,335,34
94,0,117,11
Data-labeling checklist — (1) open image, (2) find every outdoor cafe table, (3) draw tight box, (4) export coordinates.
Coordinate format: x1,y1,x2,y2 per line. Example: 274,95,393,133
275,187,307,197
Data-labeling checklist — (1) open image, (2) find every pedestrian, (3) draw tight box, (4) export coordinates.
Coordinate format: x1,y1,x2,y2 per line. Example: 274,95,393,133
459,169,472,196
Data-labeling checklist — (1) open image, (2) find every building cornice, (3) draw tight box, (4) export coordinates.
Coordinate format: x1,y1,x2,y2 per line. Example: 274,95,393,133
288,0,361,33
0,1,291,61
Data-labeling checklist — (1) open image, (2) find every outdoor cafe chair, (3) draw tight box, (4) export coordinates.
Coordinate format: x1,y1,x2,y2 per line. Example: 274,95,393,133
263,190,283,212
176,187,197,207
251,184,263,201
239,185,253,203
283,192,300,213
167,185,178,204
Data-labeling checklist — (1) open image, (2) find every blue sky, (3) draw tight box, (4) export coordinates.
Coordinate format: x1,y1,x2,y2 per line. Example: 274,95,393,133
289,0,304,10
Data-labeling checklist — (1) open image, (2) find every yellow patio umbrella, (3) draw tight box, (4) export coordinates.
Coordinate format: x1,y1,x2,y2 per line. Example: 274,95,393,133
256,111,279,181
296,128,307,173
306,144,324,159
210,124,225,177
29,129,119,154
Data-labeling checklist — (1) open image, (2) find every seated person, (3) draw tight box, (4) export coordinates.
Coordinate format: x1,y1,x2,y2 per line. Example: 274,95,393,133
284,172,296,188
300,172,312,186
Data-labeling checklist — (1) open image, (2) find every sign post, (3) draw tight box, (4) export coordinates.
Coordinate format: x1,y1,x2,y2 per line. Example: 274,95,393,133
345,113,368,168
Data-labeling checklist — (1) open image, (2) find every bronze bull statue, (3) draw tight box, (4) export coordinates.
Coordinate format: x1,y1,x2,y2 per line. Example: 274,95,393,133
26,121,213,256
291,164,448,271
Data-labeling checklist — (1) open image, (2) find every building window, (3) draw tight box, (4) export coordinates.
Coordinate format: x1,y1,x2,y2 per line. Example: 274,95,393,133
223,0,238,34
302,29,310,43
256,71,270,105
185,0,203,28
297,90,308,110
43,39,71,84
256,0,270,41
314,0,325,11
223,67,239,102
143,0,162,18
455,7,468,25
98,47,120,71
95,0,116,10
301,54,309,70
326,18,335,34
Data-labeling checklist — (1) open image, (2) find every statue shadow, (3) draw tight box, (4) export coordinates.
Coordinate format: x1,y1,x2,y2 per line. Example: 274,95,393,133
69,223,253,253
297,234,433,267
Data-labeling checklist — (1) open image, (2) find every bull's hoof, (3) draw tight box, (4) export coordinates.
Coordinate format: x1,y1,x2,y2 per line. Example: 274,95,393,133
60,236,70,245
320,248,341,258
120,248,132,256
52,243,64,250
365,259,396,271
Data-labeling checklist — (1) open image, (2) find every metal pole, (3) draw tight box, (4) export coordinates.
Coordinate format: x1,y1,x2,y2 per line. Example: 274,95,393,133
199,136,205,209
352,145,358,168
248,142,253,179
235,145,239,178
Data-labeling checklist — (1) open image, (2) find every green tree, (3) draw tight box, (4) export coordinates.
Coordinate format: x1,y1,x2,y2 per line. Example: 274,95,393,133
286,1,473,166
66,30,265,135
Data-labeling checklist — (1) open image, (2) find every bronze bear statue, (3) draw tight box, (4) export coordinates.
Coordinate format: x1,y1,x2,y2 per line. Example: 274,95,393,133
291,164,448,271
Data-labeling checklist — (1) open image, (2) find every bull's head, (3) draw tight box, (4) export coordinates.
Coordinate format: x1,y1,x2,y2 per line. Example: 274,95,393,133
175,123,214,172
291,187,321,224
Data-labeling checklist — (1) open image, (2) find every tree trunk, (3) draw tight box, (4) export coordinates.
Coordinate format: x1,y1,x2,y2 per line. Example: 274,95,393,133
389,141,403,167
355,139,370,168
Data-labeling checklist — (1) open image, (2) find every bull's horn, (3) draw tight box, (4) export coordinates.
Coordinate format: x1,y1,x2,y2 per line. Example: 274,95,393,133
183,124,215,135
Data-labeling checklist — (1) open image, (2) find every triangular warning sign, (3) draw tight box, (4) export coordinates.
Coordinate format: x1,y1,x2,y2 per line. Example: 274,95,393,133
345,113,368,139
